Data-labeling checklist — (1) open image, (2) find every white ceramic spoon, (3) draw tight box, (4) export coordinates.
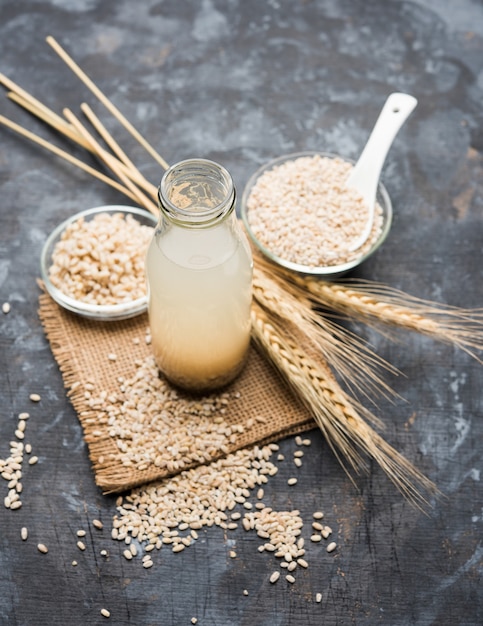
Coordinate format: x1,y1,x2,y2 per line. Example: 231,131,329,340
346,92,418,252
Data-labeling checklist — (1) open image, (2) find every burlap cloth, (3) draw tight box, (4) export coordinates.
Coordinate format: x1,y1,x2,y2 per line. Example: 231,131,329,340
38,292,314,493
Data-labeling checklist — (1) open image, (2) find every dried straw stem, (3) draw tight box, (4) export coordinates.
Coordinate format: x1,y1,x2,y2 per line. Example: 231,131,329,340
46,35,170,171
0,113,140,202
251,301,439,509
6,88,158,200
63,107,158,215
0,72,87,146
252,266,400,408
80,102,158,200
0,91,157,210
0,48,161,213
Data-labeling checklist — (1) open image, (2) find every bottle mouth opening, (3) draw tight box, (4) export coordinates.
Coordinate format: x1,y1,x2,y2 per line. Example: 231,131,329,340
158,158,235,226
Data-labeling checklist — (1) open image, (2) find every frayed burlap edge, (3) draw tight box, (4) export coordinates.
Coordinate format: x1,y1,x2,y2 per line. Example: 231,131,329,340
38,292,315,493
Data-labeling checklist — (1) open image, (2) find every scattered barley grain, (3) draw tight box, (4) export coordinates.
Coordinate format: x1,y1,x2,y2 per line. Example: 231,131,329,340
89,355,240,473
321,526,332,539
326,541,337,553
270,571,280,583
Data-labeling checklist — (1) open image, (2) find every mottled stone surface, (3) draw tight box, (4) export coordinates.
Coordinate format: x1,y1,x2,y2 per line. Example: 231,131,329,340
0,1,482,624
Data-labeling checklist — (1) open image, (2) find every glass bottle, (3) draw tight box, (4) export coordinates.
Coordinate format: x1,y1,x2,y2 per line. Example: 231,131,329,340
146,158,253,392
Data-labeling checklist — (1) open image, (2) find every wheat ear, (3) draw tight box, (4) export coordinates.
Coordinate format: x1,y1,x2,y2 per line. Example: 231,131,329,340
305,280,483,361
252,266,400,409
255,253,483,361
251,301,439,510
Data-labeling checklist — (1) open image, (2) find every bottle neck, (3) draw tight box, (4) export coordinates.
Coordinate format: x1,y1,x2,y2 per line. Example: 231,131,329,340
158,158,236,229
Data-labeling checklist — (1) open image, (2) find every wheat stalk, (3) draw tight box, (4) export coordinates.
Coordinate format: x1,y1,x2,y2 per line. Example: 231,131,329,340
252,266,400,409
251,301,440,510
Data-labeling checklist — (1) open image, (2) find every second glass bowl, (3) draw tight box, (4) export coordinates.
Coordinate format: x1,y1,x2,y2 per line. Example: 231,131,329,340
240,151,393,278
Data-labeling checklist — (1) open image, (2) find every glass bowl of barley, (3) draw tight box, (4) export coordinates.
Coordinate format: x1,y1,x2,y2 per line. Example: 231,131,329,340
240,151,393,278
40,205,157,320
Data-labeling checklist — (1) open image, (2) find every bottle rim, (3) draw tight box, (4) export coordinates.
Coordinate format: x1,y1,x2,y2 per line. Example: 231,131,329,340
158,158,236,227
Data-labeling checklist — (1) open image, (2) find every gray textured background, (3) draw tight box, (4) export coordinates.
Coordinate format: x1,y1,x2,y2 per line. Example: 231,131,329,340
0,1,482,624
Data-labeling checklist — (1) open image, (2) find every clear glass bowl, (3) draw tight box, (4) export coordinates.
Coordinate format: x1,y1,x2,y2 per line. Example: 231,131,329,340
40,205,157,321
240,151,393,278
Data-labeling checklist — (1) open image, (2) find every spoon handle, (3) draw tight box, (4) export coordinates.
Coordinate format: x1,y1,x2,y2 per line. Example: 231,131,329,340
347,92,417,251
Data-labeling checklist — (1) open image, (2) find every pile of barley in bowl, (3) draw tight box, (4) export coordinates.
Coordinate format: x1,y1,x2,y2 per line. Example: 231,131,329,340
245,154,384,268
48,211,153,305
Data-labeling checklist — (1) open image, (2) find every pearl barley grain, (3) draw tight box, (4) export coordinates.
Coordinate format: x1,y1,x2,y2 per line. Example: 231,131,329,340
270,571,280,583
110,444,339,582
327,541,337,553
246,154,384,268
48,212,153,306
